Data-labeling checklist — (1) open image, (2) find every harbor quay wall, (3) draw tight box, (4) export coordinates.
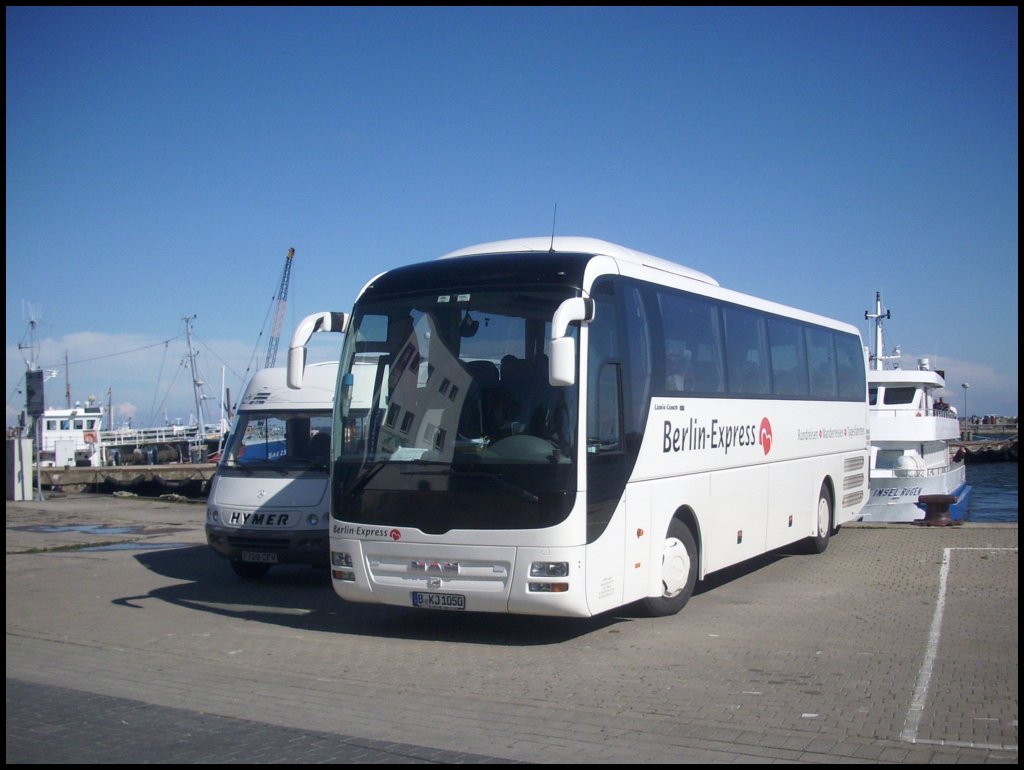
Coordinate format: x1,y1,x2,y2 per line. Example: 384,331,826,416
34,463,217,496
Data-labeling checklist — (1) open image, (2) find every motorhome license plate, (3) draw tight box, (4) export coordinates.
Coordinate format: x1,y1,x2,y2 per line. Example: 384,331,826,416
411,591,465,610
241,551,278,564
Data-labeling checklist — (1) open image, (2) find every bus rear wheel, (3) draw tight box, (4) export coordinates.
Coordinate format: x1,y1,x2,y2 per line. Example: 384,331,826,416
640,519,697,617
802,483,833,554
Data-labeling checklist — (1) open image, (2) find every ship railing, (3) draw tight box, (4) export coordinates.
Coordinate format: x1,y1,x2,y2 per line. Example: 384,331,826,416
99,425,202,447
872,407,960,420
874,462,965,480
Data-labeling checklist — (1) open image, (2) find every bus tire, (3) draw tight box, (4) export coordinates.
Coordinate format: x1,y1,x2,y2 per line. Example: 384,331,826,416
231,561,271,579
640,519,697,617
803,483,833,554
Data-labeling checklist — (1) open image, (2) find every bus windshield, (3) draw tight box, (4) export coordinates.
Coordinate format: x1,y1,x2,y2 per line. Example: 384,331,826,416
334,287,579,533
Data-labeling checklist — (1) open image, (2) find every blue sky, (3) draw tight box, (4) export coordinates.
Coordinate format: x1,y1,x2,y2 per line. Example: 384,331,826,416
6,7,1018,427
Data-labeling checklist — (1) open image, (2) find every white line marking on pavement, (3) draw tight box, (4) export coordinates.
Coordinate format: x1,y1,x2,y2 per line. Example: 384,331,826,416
900,546,1018,753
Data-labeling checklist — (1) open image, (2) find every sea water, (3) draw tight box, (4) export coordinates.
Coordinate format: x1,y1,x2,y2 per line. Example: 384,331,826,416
965,462,1018,523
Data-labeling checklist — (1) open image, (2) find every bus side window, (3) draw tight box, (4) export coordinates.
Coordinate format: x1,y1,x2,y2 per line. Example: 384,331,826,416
806,326,838,398
768,316,809,397
657,290,724,395
723,306,770,395
835,332,867,400
590,362,622,452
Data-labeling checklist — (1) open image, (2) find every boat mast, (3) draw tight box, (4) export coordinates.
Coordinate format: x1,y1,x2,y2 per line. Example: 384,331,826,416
183,315,208,437
64,350,72,407
864,291,900,371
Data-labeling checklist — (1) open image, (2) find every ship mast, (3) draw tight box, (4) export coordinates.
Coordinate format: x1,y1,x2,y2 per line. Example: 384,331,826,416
183,315,208,438
864,291,900,371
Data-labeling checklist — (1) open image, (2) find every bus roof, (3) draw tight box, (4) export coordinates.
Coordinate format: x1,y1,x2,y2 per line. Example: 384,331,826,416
439,237,719,287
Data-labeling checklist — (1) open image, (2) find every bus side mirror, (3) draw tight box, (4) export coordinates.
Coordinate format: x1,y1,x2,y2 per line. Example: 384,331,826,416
287,347,307,390
549,297,595,387
287,311,349,389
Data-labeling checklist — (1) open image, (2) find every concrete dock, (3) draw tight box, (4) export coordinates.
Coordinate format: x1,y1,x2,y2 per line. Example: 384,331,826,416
34,462,217,495
5,493,1018,764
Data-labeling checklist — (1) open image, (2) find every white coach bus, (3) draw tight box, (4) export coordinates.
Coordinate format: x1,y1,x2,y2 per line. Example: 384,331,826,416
289,237,869,617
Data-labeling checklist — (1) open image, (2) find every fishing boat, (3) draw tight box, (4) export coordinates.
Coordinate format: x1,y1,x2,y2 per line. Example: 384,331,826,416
19,314,225,471
35,398,105,467
858,292,971,523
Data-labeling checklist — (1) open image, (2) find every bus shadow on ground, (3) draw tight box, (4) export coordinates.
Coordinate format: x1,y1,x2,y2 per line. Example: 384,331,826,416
124,545,617,644
122,540,807,645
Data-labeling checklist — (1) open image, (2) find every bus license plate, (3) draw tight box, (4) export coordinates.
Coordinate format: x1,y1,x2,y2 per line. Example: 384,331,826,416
241,551,278,564
411,591,465,610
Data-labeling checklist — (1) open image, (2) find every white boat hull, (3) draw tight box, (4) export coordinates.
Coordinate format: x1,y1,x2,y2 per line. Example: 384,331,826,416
859,465,970,523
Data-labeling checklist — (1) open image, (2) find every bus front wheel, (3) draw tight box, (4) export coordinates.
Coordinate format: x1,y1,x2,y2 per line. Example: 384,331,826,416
640,519,697,617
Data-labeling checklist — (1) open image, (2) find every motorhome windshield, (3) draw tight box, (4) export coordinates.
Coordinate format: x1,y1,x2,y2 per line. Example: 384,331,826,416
334,285,580,533
221,410,332,472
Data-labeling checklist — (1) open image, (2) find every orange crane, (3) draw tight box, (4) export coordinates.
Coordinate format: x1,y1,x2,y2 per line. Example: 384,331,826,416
264,247,295,369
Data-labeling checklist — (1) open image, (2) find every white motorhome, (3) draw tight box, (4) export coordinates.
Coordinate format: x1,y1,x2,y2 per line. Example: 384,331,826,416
205,362,338,578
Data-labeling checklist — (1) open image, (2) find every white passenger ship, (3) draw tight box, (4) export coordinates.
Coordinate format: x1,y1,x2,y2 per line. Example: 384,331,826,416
858,293,971,523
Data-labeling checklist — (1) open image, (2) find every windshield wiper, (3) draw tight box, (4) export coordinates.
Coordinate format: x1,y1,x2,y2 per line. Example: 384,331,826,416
345,461,389,497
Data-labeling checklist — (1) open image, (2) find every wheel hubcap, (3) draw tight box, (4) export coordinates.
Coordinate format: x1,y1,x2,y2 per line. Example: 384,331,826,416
661,538,690,596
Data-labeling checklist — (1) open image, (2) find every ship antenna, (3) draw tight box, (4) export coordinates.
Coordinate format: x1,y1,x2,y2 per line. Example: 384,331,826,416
549,204,558,252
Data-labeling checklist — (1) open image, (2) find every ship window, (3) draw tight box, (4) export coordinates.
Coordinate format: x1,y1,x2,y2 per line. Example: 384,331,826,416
876,449,903,469
883,387,918,406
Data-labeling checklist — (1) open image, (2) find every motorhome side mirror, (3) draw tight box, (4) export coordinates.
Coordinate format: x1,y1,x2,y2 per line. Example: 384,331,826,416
340,372,355,412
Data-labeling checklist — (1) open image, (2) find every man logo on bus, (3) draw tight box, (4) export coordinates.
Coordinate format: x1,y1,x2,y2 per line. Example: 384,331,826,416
759,417,773,455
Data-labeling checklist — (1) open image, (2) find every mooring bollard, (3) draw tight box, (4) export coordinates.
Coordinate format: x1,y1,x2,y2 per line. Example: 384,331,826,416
913,494,960,527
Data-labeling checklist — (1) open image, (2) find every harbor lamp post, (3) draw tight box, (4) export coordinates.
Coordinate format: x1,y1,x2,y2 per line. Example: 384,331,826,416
961,383,970,435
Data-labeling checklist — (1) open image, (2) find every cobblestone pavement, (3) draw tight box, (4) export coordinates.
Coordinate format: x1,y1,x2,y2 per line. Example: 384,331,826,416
6,494,1018,763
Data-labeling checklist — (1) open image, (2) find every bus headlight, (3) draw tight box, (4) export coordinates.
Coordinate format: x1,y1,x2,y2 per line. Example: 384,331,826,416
331,550,355,581
306,513,320,527
530,561,569,577
332,551,353,567
529,561,569,592
207,508,219,523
